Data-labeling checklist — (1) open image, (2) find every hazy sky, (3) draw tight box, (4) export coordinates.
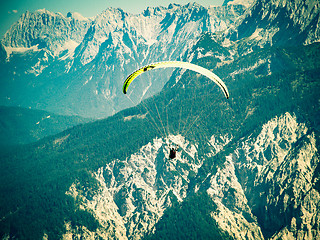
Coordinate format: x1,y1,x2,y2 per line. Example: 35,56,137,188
0,0,225,38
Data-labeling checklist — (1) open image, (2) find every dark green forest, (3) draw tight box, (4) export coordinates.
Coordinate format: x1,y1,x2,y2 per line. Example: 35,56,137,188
143,192,232,240
0,106,90,146
0,41,319,239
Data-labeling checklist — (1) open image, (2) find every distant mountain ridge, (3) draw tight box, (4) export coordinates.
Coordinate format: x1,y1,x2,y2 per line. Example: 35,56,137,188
0,3,247,118
1,0,319,118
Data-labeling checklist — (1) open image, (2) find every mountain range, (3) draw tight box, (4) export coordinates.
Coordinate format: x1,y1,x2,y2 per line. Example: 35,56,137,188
0,0,320,239
0,2,247,118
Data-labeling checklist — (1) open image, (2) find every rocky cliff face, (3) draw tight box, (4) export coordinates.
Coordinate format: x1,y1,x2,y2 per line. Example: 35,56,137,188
2,9,91,57
223,0,320,54
64,112,319,239
208,112,319,239
65,135,202,239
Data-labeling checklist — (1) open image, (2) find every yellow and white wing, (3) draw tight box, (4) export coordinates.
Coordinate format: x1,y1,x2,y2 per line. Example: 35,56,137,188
123,61,229,99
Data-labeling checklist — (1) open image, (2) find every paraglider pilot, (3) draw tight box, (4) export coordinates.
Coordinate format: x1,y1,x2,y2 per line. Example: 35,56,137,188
169,145,179,159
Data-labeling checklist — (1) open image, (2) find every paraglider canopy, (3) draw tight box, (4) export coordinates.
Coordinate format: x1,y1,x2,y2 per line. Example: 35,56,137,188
123,61,229,99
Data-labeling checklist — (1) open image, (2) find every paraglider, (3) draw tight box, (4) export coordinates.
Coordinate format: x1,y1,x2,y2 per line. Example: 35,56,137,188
169,145,179,159
122,61,229,159
123,61,229,99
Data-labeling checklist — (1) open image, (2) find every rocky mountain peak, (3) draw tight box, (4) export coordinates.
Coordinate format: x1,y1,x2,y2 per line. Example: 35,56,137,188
223,0,255,8
1,9,91,56
66,11,89,21
225,0,320,52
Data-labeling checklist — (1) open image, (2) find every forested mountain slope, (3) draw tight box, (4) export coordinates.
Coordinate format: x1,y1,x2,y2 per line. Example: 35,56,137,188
0,106,90,146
